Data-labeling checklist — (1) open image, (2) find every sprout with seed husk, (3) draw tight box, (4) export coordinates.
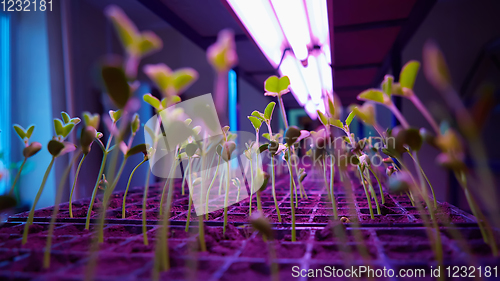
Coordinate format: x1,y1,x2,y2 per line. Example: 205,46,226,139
10,124,41,198
22,112,80,244
69,112,102,218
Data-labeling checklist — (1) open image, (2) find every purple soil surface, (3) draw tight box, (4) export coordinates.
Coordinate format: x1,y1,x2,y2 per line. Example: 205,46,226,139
241,239,306,259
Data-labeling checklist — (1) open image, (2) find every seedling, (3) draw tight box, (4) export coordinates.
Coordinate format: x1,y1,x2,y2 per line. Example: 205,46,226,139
69,112,101,218
221,127,236,235
23,112,80,244
10,124,41,196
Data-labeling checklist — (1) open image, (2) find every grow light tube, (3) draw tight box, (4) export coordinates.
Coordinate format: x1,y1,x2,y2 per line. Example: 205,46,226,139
226,0,285,67
300,55,323,105
270,0,310,61
304,100,318,119
316,52,333,93
305,0,330,48
278,53,309,106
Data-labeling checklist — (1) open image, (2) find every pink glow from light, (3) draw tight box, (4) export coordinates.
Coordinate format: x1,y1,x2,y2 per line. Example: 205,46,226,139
271,0,311,61
305,0,329,46
316,100,326,114
278,53,309,106
300,55,323,105
305,100,318,119
227,0,285,67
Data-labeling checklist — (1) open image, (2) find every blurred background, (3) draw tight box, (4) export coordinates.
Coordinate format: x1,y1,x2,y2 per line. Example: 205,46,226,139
0,0,499,213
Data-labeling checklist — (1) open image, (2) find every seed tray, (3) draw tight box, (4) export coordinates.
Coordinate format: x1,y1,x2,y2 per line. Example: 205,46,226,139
2,174,498,280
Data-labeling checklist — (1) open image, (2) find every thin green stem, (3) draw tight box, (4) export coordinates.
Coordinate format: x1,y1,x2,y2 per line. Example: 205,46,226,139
408,152,437,209
85,151,108,230
181,161,190,195
287,150,296,241
185,157,193,232
329,156,338,217
358,167,374,219
277,96,289,129
9,158,27,196
249,158,254,216
142,170,151,245
122,159,147,218
368,166,385,205
44,152,81,268
69,154,87,218
223,161,230,235
160,157,177,217
256,191,262,213
271,157,281,222
206,156,221,219
23,157,55,244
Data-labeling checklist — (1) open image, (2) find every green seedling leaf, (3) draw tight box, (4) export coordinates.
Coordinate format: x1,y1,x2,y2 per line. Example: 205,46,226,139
70,117,80,125
221,141,236,162
258,143,268,154
207,29,237,72
48,140,65,157
423,40,452,92
83,112,100,129
23,142,42,158
352,104,375,126
264,102,276,120
264,75,290,96
126,143,148,158
109,109,123,123
172,68,199,93
248,116,263,130
400,61,420,90
80,126,97,155
137,31,162,56
165,96,181,107
61,112,71,124
143,94,160,109
131,113,140,134
53,119,64,136
402,128,423,151
105,5,138,50
251,111,265,120
0,195,17,212
345,111,355,127
381,75,393,97
327,95,335,118
284,126,301,146
185,143,198,157
13,125,26,140
102,65,131,108
357,89,386,104
62,123,75,138
262,133,271,141
25,125,35,139
317,110,328,126
331,119,344,129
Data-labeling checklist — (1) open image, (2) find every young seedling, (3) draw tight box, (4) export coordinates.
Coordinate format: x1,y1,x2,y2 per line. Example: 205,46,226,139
23,112,80,244
283,126,309,241
69,112,101,218
85,109,123,230
10,124,41,196
249,212,279,281
221,131,236,235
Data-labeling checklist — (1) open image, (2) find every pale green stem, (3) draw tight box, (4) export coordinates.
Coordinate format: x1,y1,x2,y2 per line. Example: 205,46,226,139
85,151,108,230
358,167,374,219
408,152,437,209
160,156,177,217
44,152,81,268
69,154,87,218
388,103,410,129
185,157,193,232
271,157,281,222
181,161,190,195
368,165,385,205
409,93,440,135
249,158,254,216
206,156,221,219
223,161,230,235
122,159,147,219
9,157,27,196
23,157,55,244
142,170,151,245
287,150,296,241
329,156,338,217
